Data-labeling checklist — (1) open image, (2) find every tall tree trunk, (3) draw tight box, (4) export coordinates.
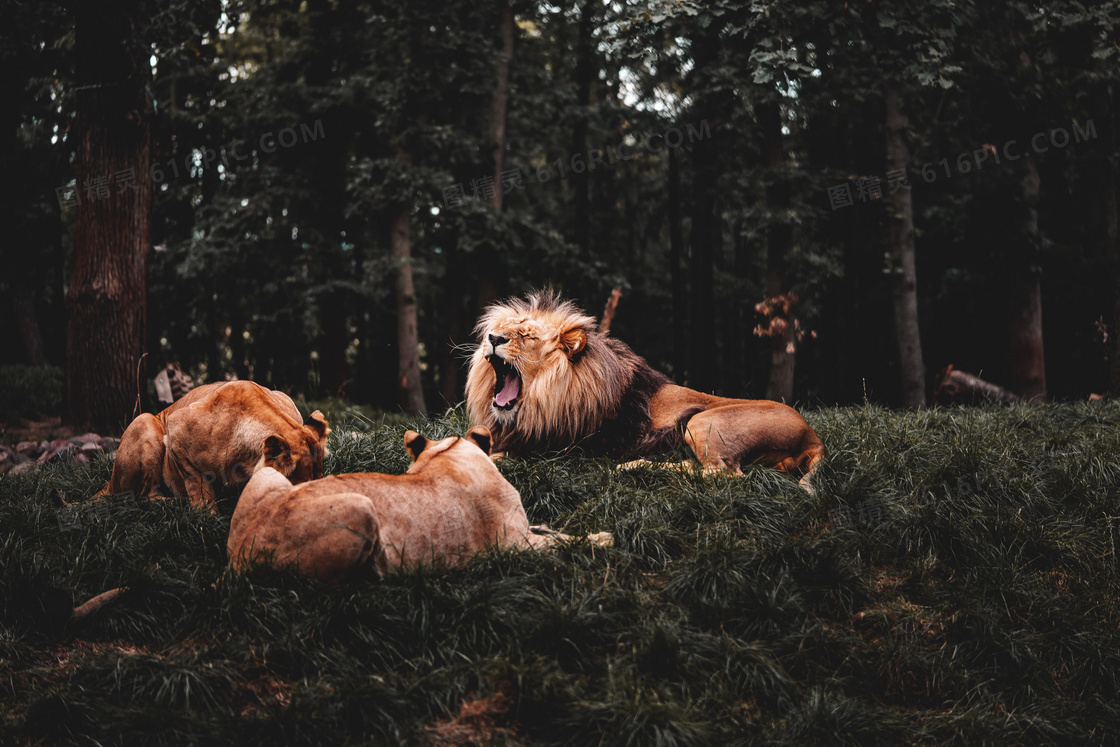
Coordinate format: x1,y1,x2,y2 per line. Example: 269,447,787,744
1001,32,1046,402
477,1,515,312
687,33,720,393
571,0,593,257
307,0,351,399
0,23,44,367
67,2,152,432
760,103,795,403
689,131,718,392
1093,57,1120,395
392,176,427,415
667,146,687,380
884,84,926,409
725,216,746,396
1008,158,1046,401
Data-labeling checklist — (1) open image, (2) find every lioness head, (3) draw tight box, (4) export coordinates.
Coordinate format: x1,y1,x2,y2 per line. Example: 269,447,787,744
465,290,631,449
403,425,496,472
261,409,331,482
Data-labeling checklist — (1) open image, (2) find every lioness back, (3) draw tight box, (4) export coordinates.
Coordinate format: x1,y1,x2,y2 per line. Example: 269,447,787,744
229,426,537,579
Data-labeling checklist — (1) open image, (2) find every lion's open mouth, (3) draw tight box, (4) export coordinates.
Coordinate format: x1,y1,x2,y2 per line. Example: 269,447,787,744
489,355,521,411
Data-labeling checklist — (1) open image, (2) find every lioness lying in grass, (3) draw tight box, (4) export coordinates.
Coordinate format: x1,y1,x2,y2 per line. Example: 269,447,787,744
227,426,611,583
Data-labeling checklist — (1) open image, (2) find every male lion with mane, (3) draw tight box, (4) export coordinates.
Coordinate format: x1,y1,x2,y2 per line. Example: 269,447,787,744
466,290,824,491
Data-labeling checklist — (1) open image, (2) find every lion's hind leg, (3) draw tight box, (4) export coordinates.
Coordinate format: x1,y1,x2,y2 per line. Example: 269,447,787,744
101,414,168,499
680,407,746,476
682,404,824,491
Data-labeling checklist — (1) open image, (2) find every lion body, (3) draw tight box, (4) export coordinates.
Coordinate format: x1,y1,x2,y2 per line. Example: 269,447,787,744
101,381,330,512
466,292,824,488
227,427,574,582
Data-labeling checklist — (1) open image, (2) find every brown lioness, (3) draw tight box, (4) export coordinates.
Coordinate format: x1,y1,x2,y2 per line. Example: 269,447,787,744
100,381,330,512
465,290,825,491
227,426,609,583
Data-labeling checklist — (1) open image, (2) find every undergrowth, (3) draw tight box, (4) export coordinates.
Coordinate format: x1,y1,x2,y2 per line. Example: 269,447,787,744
2,403,1119,744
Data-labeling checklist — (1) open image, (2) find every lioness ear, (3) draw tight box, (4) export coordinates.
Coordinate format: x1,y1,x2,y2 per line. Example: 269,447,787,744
263,435,294,472
560,326,587,358
404,430,428,462
465,426,492,455
306,410,331,443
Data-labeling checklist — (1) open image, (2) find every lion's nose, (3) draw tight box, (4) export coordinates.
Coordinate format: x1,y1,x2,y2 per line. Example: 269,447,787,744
488,334,509,348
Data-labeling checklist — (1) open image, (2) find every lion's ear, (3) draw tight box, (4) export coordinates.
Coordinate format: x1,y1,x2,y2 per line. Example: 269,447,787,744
263,435,294,473
465,426,492,455
560,326,587,358
306,410,331,444
404,430,428,461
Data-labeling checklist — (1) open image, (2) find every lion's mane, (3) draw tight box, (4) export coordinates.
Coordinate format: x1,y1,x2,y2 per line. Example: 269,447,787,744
466,291,675,456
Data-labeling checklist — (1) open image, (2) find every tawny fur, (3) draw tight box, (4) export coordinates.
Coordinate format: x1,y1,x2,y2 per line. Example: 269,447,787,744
100,381,330,512
227,426,608,583
466,291,825,491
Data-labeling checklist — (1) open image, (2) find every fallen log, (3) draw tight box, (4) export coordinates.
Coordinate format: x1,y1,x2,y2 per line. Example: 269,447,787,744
933,365,1022,405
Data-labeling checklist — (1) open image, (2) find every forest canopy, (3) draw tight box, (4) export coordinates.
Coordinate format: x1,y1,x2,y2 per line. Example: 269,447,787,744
2,0,1119,430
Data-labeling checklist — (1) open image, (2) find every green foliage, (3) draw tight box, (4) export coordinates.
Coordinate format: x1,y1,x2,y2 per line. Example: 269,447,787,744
0,365,64,423
3,404,1120,743
7,0,1120,408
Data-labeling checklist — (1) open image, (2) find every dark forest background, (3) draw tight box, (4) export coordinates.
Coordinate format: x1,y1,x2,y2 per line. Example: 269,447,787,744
2,0,1119,431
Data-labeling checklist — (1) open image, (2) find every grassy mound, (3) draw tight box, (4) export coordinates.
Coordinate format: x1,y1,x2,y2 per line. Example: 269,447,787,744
2,403,1119,744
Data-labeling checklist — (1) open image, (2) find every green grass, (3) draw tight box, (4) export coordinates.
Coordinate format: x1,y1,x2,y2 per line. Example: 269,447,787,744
2,403,1120,744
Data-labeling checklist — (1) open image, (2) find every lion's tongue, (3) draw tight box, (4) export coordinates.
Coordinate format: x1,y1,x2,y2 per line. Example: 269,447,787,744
494,374,520,407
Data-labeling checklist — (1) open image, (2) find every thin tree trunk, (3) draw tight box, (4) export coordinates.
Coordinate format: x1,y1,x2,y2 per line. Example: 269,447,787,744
392,176,427,415
477,1,515,312
490,3,513,205
667,146,687,380
13,288,48,366
0,33,44,368
319,300,349,397
439,233,464,405
304,0,351,398
1093,57,1120,395
724,215,745,396
760,103,795,403
67,2,152,432
1008,157,1046,401
1002,33,1046,402
689,130,718,392
884,84,926,409
687,33,720,393
571,0,593,257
